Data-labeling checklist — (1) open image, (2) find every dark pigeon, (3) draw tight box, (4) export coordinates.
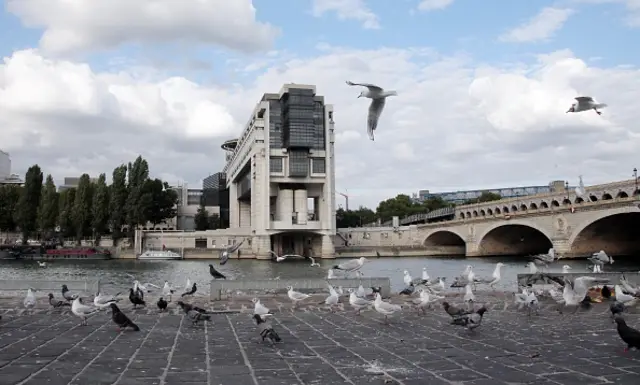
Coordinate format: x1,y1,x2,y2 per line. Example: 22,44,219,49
399,283,415,296
157,297,168,312
110,303,140,331
452,307,487,331
443,302,471,318
61,284,77,302
614,315,640,353
177,301,207,314
601,285,612,299
181,283,197,297
187,310,211,326
129,288,146,308
610,301,625,321
253,314,281,345
48,293,71,308
209,264,226,279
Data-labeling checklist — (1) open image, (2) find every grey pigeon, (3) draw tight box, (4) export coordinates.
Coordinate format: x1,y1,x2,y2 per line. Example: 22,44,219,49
451,307,487,331
253,314,281,345
187,310,211,326
48,293,71,308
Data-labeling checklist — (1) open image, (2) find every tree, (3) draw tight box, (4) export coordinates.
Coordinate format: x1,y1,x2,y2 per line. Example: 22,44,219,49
419,196,451,212
336,206,377,228
142,179,178,226
0,185,21,232
194,204,209,231
72,174,94,243
109,165,128,245
38,174,58,236
464,191,502,205
58,188,76,237
375,194,419,222
207,213,221,230
92,173,109,245
125,156,150,238
16,165,43,243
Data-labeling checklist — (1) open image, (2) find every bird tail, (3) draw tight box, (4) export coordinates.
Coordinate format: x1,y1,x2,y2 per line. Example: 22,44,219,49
181,293,188,297
318,300,326,305
332,265,342,270
388,91,398,96
131,322,140,331
270,329,282,342
202,315,212,321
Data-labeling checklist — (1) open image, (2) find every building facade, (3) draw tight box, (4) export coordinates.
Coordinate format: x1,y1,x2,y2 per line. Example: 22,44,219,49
58,176,99,192
223,84,337,258
0,150,24,185
417,180,571,204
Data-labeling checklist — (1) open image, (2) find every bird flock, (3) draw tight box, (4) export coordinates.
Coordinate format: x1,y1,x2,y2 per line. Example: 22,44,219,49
346,81,607,141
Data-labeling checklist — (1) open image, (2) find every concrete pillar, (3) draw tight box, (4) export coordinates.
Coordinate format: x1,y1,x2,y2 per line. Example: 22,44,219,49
229,183,239,228
278,189,293,224
252,235,272,259
294,189,308,225
320,234,335,258
239,202,251,228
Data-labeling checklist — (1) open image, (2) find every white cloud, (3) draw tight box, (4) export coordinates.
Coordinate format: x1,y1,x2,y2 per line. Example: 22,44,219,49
499,7,574,43
417,0,455,11
311,0,380,29
6,0,279,55
2,45,640,208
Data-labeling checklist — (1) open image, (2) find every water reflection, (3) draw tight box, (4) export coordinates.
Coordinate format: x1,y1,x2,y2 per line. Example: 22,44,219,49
1,256,638,295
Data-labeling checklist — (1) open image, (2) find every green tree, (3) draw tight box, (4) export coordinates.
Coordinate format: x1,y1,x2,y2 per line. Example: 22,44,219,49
125,156,150,238
375,194,418,222
38,174,59,236
0,185,21,232
142,178,178,227
16,165,43,243
464,191,502,205
420,196,451,211
92,173,109,245
194,204,209,231
58,188,76,237
207,213,221,230
336,206,377,228
72,174,94,243
109,165,128,245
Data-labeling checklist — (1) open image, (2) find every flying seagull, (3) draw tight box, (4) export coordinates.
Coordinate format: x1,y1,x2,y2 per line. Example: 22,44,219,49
566,96,607,115
219,239,244,265
346,81,398,141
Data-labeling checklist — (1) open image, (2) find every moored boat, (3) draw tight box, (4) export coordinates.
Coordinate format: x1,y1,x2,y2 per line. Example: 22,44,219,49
137,249,182,260
17,246,112,260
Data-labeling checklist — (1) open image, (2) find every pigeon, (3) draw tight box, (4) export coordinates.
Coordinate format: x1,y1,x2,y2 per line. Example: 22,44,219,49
181,283,197,297
110,303,140,331
252,298,273,318
209,264,227,279
610,302,625,321
162,281,176,301
614,315,640,352
332,257,366,276
24,288,37,309
61,284,79,302
48,293,70,308
287,286,310,308
71,298,98,326
349,289,372,315
566,96,607,115
129,288,146,308
346,81,398,141
253,314,281,345
373,293,402,324
187,310,211,326
442,302,471,318
452,306,487,332
399,283,415,296
177,301,207,314
157,297,168,312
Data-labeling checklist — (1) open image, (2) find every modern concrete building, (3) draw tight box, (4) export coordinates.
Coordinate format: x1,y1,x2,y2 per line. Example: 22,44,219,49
57,176,99,192
417,180,571,204
222,83,337,258
0,150,23,186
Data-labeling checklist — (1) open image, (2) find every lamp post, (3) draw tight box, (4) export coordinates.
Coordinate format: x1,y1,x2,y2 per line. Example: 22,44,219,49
634,168,638,196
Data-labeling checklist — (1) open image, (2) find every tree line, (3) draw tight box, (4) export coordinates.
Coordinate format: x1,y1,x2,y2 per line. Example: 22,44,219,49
336,191,502,228
0,156,178,245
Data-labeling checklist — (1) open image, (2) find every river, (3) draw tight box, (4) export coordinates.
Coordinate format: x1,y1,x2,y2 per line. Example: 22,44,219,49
1,256,639,296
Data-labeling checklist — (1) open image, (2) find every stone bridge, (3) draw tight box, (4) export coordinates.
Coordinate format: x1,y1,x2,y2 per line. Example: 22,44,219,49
338,178,640,258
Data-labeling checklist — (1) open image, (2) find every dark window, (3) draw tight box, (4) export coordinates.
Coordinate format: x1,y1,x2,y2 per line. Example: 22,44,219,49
289,150,309,177
311,158,325,174
269,100,282,149
195,238,207,248
270,157,283,173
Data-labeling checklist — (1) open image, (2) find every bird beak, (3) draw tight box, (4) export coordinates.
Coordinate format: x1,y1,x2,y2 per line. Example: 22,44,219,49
357,95,362,98
566,107,573,113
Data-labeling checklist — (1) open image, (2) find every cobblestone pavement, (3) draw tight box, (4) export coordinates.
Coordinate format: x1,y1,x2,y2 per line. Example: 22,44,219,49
0,294,639,385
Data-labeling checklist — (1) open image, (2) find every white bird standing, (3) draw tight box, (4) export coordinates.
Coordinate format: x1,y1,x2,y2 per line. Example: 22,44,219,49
356,285,366,298
422,268,430,282
412,289,441,313
322,285,340,312
346,81,398,141
483,262,504,289
162,281,176,301
614,285,639,306
373,293,402,324
349,289,372,315
562,265,572,274
566,96,607,115
71,298,99,326
252,298,272,318
463,284,475,311
184,278,191,292
24,288,36,309
287,286,309,308
93,292,119,310
403,270,412,286
327,269,335,279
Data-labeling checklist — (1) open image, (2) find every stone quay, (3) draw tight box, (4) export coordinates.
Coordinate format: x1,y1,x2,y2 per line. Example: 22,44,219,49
0,292,638,385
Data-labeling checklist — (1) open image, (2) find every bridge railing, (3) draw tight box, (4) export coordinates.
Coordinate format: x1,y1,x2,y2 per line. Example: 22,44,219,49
0,279,100,294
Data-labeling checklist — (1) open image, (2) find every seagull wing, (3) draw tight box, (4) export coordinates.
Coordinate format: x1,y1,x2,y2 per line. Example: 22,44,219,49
225,239,245,253
336,259,360,270
367,98,386,141
145,283,160,289
346,80,383,92
575,96,594,103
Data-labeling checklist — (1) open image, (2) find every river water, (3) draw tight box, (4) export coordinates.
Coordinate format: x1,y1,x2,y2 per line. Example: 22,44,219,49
1,256,639,296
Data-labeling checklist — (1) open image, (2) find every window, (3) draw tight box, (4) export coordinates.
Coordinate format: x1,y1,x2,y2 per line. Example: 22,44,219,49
269,157,283,173
311,158,325,174
288,150,309,177
195,238,207,248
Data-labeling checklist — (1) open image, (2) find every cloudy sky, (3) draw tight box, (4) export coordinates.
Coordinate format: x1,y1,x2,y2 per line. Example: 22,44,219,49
1,0,639,209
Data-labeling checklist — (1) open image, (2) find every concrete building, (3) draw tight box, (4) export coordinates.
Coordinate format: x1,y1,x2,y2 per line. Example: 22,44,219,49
223,83,337,258
58,176,98,192
417,180,571,204
0,150,24,186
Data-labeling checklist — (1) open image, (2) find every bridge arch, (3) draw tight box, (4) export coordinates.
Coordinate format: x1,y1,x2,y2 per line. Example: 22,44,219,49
568,208,640,256
602,193,613,200
476,221,553,257
589,195,598,202
540,201,549,209
495,207,501,214
529,202,538,210
617,191,628,199
423,230,466,248
487,208,493,215
562,198,571,205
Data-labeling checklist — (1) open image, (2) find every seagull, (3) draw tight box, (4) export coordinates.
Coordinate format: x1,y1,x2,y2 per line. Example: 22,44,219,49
287,286,310,308
184,278,192,292
269,251,289,262
110,303,140,331
320,284,340,312
589,250,613,271
162,281,176,301
133,280,159,293
252,298,273,319
349,288,372,315
526,262,539,274
37,261,46,267
332,257,366,277
93,292,120,310
307,256,320,267
346,81,398,141
48,293,70,308
412,288,442,314
209,264,226,279
562,265,572,274
219,239,244,265
463,284,475,310
515,287,539,316
373,292,402,324
614,285,639,307
24,288,36,309
327,269,336,279
356,284,367,298
253,314,281,346
566,96,607,115
478,262,504,289
620,274,639,296
403,270,412,286
71,298,98,326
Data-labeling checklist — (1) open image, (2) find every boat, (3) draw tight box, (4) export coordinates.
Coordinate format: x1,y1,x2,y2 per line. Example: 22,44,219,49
137,249,183,260
17,246,112,260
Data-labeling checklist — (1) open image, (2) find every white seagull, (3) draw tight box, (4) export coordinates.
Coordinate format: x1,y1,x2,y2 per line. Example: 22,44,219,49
252,298,273,318
287,286,310,308
412,288,442,313
332,257,366,277
463,283,475,310
346,80,398,141
71,298,99,326
322,284,340,312
403,270,412,286
327,269,336,279
162,281,176,301
562,265,572,273
373,293,402,324
93,292,119,310
566,96,607,115
614,285,639,307
349,289,372,315
24,288,37,309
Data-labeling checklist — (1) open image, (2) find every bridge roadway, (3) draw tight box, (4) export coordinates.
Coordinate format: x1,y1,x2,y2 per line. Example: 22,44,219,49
336,178,640,258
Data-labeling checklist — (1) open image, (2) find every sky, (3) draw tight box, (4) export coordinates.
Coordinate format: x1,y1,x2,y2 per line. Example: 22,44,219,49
1,0,639,209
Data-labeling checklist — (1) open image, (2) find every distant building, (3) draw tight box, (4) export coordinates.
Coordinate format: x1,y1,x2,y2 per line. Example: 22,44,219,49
58,176,98,192
417,180,571,204
0,150,24,186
